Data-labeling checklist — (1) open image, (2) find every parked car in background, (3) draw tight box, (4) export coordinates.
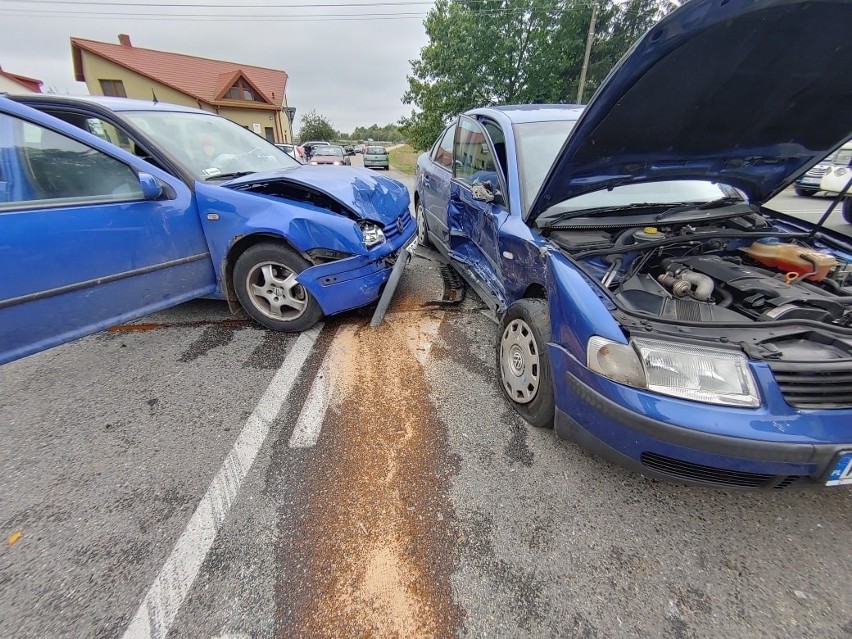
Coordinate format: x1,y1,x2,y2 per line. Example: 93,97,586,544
414,0,852,488
309,145,350,166
355,144,365,154
275,143,305,162
820,141,852,223
363,145,390,170
301,140,329,159
794,149,836,196
343,145,355,156
1,95,416,365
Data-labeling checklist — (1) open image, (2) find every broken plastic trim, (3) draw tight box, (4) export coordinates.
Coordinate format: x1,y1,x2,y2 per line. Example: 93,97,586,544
370,237,418,326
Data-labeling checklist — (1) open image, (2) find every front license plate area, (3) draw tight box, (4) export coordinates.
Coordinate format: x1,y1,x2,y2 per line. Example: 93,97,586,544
826,452,852,486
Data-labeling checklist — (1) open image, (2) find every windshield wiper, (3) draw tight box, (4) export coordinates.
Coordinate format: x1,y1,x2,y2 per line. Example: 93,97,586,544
205,170,256,182
654,197,745,221
539,202,664,227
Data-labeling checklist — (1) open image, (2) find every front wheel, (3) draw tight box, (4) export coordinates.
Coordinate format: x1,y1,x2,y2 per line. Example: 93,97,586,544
794,187,816,197
843,198,852,224
497,299,555,428
233,243,323,332
414,199,433,248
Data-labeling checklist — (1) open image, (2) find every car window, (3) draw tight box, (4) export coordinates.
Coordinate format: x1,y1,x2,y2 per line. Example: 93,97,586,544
313,146,343,156
431,124,455,170
83,117,134,153
366,146,386,155
454,116,498,187
833,148,852,166
122,110,298,180
0,113,143,210
514,119,578,213
482,119,508,186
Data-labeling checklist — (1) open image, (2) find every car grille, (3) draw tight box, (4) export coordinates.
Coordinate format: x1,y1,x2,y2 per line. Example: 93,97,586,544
768,359,852,409
640,452,801,489
382,212,414,242
804,166,828,178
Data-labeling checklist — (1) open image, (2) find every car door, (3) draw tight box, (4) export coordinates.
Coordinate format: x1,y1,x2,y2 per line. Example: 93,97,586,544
0,99,217,365
446,115,508,304
419,121,456,251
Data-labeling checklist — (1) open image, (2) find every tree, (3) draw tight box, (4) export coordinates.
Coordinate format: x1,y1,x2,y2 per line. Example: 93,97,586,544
297,110,337,143
400,0,679,150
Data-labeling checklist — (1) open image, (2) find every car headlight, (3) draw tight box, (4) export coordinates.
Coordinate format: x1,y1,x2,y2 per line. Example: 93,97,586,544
310,161,318,165
359,222,385,247
587,336,760,407
835,167,848,177
333,161,341,165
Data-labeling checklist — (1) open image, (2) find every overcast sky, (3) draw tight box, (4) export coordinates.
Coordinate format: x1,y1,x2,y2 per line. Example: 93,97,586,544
0,0,432,132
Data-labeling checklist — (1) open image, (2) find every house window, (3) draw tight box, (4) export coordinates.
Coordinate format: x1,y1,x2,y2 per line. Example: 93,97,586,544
99,79,127,98
225,79,263,102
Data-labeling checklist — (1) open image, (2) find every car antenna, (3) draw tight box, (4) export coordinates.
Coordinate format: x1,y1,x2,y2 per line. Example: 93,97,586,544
152,88,159,105
808,174,852,239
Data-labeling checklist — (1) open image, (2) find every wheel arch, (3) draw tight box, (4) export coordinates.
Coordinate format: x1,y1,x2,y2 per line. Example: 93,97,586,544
223,233,309,312
521,282,547,300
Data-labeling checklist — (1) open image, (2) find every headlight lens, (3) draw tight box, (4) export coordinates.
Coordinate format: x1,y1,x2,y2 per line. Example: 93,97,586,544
587,337,760,407
360,222,385,247
333,161,341,165
310,161,318,165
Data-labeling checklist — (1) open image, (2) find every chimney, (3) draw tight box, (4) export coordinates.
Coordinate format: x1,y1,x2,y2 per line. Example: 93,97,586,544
118,34,132,47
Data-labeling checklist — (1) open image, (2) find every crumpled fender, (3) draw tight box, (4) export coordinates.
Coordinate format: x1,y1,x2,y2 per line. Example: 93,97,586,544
544,248,625,358
194,182,368,288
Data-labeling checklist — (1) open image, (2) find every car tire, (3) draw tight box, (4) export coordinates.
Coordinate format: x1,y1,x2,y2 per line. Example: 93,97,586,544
497,299,555,428
843,198,852,224
414,198,433,248
233,242,323,332
795,187,815,197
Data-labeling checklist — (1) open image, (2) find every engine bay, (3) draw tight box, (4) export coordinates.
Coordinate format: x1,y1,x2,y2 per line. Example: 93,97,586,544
546,212,852,330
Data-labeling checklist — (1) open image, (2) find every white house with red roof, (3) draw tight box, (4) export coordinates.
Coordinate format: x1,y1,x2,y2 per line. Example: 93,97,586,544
0,66,43,94
71,34,293,143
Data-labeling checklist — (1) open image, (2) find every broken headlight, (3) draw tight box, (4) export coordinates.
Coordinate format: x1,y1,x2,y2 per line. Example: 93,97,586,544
587,336,760,407
359,222,386,248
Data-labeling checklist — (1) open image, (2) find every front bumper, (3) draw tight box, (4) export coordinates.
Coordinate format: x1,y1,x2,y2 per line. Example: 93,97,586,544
296,212,417,316
549,343,852,489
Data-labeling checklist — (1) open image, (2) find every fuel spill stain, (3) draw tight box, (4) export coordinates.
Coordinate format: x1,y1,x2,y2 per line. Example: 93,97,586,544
276,312,462,638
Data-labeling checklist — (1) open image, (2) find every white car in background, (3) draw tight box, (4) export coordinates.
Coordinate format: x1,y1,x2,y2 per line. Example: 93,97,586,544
820,141,852,223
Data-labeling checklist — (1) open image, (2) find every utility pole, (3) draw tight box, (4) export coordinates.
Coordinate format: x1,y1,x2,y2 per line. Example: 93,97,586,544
576,0,599,104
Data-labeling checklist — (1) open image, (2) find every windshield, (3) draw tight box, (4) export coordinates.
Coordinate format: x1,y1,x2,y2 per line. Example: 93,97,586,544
539,180,741,220
313,146,343,157
514,119,578,213
121,110,299,180
367,146,386,155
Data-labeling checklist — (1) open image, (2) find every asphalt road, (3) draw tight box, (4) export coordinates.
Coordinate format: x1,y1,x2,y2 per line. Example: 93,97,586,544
1,162,850,639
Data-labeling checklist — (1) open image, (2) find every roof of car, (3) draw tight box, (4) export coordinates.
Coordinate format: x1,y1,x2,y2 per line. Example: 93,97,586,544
470,104,584,124
11,94,209,115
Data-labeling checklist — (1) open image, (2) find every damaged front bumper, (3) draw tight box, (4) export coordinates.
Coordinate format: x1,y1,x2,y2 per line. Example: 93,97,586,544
296,215,417,317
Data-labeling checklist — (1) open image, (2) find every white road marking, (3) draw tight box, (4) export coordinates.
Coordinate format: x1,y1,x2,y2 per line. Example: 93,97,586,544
122,325,322,639
289,325,357,449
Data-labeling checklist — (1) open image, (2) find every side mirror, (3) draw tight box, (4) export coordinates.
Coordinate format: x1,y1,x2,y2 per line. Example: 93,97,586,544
471,181,495,203
139,172,163,200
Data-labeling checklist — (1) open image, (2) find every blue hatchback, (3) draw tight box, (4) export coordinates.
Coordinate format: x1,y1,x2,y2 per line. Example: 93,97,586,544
415,0,852,488
0,97,415,365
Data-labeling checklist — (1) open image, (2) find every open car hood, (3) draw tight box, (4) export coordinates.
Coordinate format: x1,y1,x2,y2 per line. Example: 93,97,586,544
529,0,852,222
224,165,409,225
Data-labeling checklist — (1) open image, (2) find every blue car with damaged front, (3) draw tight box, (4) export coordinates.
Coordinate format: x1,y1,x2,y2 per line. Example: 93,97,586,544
414,0,852,488
0,96,415,365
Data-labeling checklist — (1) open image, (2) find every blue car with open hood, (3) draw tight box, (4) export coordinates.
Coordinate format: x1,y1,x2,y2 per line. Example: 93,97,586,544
0,95,415,365
414,0,852,488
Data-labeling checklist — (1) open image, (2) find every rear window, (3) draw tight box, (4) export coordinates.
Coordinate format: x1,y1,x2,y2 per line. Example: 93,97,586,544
367,146,387,155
